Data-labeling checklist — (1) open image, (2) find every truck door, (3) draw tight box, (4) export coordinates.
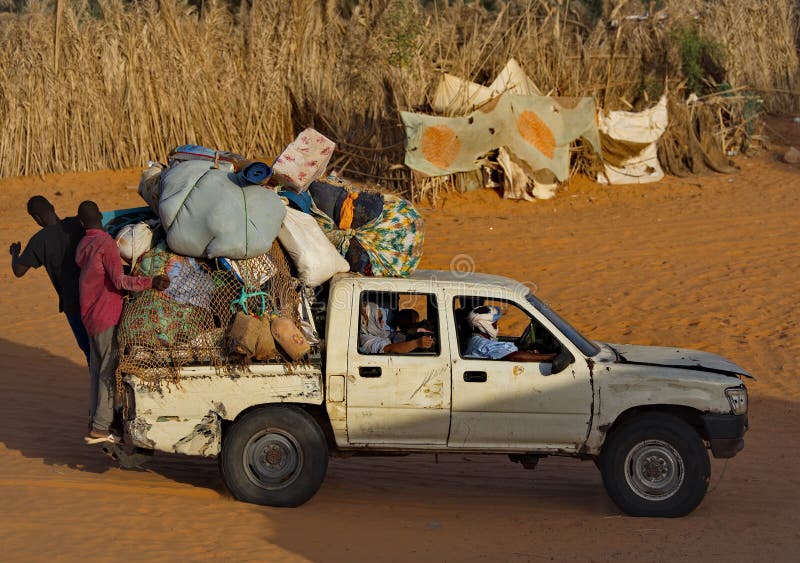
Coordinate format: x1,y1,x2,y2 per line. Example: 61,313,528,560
447,293,592,451
346,287,451,446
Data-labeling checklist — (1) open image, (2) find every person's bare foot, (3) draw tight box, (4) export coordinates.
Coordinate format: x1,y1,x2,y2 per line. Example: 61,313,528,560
84,428,121,445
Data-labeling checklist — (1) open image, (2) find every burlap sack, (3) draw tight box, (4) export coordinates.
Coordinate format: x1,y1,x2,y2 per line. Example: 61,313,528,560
227,312,260,357
253,315,278,361
271,316,310,361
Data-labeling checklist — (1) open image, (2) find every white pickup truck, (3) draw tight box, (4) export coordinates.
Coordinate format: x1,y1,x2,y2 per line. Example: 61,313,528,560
120,271,751,517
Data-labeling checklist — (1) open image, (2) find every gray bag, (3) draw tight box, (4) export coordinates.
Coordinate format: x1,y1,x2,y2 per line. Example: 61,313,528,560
159,160,286,259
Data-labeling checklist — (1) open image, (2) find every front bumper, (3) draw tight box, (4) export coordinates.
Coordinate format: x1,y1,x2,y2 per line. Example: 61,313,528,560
702,413,748,458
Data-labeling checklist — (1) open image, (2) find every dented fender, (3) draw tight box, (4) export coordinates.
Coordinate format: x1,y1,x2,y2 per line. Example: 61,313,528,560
125,364,323,456
584,361,740,453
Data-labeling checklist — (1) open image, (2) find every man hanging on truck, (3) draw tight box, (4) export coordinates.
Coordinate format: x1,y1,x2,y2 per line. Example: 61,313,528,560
75,200,171,445
8,195,90,364
465,305,556,362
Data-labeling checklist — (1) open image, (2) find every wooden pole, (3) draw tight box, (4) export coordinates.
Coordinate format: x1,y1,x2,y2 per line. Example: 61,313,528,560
54,0,63,73
603,22,624,108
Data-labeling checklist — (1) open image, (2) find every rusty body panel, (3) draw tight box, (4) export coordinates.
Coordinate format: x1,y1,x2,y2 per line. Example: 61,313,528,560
583,349,742,454
327,273,597,453
343,279,452,446
125,364,323,456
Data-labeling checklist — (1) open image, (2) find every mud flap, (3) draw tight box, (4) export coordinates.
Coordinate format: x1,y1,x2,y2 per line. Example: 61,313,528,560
100,443,154,469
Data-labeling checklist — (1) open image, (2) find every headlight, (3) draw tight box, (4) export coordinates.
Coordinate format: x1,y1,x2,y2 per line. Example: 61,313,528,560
725,387,748,415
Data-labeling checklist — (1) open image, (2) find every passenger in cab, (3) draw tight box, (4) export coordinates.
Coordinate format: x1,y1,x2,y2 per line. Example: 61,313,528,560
359,302,434,354
465,306,555,362
391,308,419,343
390,308,435,343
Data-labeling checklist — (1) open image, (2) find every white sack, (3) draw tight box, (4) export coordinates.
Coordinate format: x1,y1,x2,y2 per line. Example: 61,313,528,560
432,74,493,116
159,160,286,259
278,207,349,287
138,162,164,212
598,96,668,185
598,143,664,185
115,222,153,265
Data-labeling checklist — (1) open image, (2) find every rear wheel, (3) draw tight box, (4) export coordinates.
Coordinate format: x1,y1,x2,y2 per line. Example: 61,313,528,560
600,412,710,517
220,405,328,507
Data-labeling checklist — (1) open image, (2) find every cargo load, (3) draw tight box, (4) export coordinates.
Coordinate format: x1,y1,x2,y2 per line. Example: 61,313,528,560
120,134,425,388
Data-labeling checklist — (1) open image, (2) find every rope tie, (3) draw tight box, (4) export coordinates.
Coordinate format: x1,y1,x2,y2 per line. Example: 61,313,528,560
230,288,268,317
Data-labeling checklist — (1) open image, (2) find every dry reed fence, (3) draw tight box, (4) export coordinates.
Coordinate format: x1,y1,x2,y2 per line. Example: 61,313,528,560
0,0,797,199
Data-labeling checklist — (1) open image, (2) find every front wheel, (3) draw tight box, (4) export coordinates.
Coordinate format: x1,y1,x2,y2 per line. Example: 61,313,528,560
220,405,329,507
600,412,710,517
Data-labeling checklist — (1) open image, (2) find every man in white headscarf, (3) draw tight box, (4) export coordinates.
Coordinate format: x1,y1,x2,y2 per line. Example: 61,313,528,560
465,305,556,361
359,302,434,354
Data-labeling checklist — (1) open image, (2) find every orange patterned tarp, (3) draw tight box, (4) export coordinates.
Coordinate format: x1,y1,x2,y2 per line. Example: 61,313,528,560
402,94,600,181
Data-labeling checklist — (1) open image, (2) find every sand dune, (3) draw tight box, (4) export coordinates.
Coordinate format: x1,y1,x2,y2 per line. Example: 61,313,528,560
1,120,798,560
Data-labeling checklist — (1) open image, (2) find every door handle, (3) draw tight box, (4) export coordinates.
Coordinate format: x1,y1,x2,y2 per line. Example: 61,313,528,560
463,371,487,382
359,366,382,378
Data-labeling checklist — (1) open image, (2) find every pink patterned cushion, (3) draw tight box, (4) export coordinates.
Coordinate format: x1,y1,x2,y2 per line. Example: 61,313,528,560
272,128,336,193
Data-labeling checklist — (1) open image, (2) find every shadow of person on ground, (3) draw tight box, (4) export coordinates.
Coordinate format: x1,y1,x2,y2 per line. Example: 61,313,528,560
4,339,797,562
0,338,224,492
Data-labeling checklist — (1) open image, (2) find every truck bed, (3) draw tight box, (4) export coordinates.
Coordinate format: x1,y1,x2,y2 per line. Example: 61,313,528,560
124,362,324,456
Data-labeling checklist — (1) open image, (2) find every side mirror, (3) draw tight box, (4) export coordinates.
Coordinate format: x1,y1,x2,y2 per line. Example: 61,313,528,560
550,348,574,374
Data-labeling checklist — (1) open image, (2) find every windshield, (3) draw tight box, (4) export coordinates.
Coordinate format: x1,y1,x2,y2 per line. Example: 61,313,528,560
526,293,600,357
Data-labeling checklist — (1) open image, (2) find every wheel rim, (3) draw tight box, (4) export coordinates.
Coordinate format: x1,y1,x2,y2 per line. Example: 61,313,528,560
624,439,685,501
243,428,303,490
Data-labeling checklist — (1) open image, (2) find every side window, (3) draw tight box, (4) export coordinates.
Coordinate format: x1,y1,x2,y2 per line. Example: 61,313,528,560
454,296,561,360
358,291,440,356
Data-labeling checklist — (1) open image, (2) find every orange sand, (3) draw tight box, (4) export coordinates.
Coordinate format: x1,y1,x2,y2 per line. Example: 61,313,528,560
0,118,798,561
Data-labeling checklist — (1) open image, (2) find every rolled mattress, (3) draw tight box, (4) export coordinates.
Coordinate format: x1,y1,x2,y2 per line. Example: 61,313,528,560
159,160,286,259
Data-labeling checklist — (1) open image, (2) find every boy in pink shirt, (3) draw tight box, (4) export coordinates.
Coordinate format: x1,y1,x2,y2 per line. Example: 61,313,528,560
75,201,170,444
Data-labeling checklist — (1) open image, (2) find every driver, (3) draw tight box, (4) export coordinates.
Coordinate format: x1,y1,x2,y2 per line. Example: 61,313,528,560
464,306,556,362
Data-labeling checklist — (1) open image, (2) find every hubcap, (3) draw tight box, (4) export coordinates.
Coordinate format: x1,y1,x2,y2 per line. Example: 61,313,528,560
243,429,303,490
624,439,684,501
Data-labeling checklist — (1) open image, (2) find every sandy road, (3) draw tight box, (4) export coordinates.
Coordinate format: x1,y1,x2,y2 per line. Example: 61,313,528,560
0,128,799,560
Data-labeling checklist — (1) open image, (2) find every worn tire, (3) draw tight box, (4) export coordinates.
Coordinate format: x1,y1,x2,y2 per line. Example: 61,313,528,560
220,405,328,507
600,412,710,517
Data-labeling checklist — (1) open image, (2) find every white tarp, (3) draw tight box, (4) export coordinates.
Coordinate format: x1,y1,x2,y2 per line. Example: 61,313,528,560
597,95,668,185
431,59,543,115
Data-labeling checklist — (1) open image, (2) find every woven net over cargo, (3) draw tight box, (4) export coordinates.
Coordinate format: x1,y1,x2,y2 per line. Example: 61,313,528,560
116,235,311,390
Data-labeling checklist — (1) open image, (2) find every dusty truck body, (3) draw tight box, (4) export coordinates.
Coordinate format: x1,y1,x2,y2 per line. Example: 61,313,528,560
122,271,751,517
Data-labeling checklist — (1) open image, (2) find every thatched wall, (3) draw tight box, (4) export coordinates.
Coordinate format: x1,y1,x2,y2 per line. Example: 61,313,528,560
0,0,797,189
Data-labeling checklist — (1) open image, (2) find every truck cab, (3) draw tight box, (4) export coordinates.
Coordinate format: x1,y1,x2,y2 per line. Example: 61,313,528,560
324,271,595,453
123,271,750,517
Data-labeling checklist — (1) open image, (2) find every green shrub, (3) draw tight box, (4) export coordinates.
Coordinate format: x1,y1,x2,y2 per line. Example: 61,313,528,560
384,0,422,68
673,25,726,95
